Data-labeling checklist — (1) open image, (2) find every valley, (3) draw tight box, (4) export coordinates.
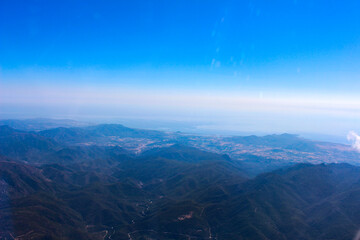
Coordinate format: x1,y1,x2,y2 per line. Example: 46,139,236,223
1,119,360,239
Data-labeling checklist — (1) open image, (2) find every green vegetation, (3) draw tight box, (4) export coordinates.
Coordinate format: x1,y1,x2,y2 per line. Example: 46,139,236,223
1,123,360,239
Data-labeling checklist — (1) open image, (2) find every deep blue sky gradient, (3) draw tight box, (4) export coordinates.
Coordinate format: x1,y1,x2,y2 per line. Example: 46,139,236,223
1,0,360,137
1,0,360,71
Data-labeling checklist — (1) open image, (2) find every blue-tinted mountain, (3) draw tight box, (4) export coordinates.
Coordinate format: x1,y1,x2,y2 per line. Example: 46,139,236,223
39,124,166,139
0,118,90,131
127,163,360,240
0,125,58,162
224,133,319,152
2,124,360,239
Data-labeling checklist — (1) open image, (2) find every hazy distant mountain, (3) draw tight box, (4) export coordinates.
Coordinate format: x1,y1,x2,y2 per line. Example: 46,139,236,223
38,124,168,146
0,125,132,164
38,126,92,143
2,121,360,170
224,133,319,152
0,118,90,131
84,124,167,138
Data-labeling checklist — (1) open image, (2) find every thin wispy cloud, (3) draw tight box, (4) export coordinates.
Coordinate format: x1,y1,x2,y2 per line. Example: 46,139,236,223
2,84,360,116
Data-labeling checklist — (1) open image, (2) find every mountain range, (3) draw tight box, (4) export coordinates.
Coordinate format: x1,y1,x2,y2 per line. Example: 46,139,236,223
1,119,360,239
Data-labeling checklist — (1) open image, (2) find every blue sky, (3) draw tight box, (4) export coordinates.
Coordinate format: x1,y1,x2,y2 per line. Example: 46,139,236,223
1,0,360,139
